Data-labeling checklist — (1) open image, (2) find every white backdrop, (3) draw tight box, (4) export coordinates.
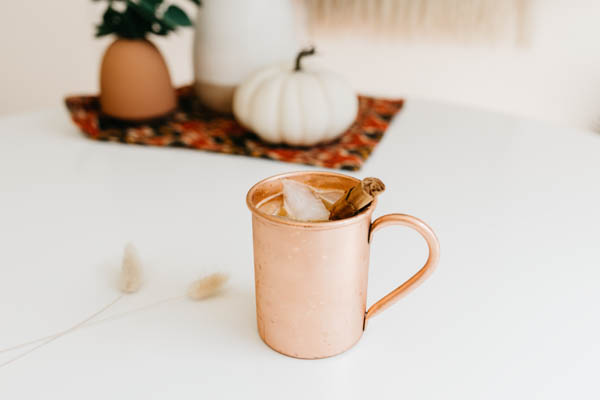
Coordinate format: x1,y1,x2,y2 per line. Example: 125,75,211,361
1,0,599,130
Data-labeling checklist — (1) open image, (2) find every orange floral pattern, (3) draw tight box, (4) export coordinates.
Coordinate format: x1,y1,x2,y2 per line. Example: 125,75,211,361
65,85,403,171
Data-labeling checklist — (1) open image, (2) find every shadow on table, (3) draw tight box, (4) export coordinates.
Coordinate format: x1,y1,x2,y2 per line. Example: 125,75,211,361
181,285,264,351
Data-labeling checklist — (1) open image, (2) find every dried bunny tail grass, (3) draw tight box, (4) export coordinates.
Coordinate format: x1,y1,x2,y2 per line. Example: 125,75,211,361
0,243,143,368
0,296,181,356
119,243,142,293
187,273,229,301
0,295,123,369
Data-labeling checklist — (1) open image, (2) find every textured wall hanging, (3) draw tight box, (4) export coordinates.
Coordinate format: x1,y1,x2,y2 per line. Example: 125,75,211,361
301,0,531,45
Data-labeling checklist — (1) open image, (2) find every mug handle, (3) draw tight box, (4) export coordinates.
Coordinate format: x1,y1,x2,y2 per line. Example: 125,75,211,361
364,214,440,328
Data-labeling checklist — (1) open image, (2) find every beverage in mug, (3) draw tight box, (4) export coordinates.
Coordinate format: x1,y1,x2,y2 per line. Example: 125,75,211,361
246,171,440,359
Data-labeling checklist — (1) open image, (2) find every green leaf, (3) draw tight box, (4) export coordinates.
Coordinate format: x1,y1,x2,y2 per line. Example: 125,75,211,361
119,3,151,39
139,0,163,11
163,5,192,27
95,23,114,37
102,6,122,27
187,0,202,5
94,0,192,39
146,0,164,6
95,6,121,37
127,0,163,38
128,0,156,23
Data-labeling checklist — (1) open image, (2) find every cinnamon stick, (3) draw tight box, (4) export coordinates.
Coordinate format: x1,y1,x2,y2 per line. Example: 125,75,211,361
329,178,385,220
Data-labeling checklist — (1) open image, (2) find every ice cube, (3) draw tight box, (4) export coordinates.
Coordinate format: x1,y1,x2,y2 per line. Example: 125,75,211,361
282,179,330,222
258,193,283,216
316,190,344,211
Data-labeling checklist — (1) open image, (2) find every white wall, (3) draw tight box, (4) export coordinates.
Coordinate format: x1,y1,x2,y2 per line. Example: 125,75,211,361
312,0,600,130
1,0,600,131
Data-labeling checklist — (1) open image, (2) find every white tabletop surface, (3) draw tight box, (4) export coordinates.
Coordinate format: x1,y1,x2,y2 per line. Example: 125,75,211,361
1,101,599,399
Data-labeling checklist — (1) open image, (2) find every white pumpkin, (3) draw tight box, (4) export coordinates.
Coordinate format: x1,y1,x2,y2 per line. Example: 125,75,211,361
233,48,359,146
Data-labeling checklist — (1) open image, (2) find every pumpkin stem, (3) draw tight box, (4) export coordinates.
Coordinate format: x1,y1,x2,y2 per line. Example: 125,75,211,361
294,47,316,72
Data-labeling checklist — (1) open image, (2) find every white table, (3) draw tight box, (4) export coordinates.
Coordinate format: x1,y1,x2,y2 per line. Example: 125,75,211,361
1,101,599,399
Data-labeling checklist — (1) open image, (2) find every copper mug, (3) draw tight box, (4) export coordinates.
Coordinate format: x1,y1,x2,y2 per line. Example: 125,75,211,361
246,171,440,359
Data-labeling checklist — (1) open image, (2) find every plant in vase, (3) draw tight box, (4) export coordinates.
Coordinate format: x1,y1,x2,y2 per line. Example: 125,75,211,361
94,0,200,121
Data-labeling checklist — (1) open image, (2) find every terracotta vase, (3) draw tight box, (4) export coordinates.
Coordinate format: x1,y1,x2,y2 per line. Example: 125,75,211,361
193,0,297,113
100,39,176,121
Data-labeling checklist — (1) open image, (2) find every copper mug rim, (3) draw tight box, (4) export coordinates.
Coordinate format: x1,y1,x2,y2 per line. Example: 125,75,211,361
246,170,378,229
